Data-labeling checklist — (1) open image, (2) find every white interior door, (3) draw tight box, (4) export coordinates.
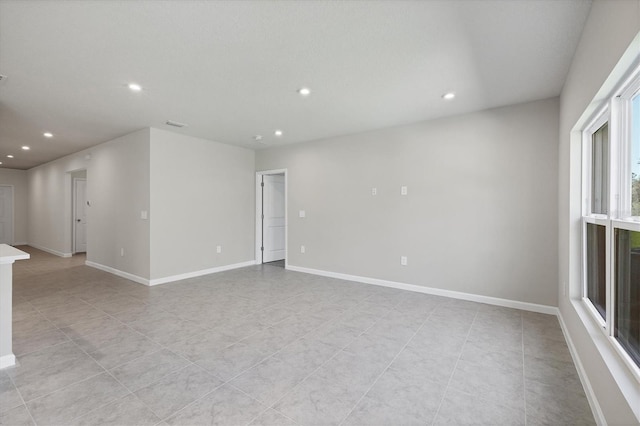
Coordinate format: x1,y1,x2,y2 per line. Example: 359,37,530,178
74,178,87,253
0,186,14,245
262,174,285,262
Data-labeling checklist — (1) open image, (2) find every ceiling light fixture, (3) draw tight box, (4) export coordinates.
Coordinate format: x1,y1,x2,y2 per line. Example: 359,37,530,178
298,87,311,96
128,83,142,92
21,146,30,150
165,120,188,128
6,155,13,158
254,135,263,141
43,132,53,138
274,130,283,137
0,162,3,165
442,92,456,100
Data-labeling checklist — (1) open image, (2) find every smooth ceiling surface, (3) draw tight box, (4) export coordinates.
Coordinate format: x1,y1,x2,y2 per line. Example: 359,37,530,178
0,0,591,170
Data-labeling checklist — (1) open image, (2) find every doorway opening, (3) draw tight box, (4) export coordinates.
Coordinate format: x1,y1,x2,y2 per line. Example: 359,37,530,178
256,169,287,267
71,169,87,254
0,185,14,245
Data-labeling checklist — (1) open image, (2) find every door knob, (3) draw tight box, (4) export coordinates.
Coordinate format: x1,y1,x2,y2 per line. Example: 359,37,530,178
76,219,81,222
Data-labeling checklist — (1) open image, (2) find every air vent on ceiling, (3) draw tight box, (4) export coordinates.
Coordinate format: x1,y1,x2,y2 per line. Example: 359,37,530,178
165,120,188,128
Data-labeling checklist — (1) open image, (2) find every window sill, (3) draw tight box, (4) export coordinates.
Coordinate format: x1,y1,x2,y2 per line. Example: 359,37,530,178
566,298,640,422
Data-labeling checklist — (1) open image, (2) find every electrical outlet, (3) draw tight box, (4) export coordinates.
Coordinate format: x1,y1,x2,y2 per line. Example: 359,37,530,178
120,248,124,257
216,245,222,254
301,245,306,254
400,256,407,266
372,187,377,196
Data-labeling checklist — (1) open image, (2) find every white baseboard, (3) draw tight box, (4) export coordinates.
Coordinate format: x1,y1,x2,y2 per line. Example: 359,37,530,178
85,261,150,286
0,354,16,369
26,243,72,258
13,242,27,246
86,259,256,287
149,260,255,286
286,265,557,315
557,311,606,426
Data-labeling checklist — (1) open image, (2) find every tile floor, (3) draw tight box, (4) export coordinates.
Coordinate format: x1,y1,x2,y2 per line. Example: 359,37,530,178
1,246,595,425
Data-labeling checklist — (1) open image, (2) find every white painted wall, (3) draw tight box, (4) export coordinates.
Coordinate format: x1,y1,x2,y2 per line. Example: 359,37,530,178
257,97,559,306
0,169,28,244
558,0,640,424
28,129,150,278
149,128,255,281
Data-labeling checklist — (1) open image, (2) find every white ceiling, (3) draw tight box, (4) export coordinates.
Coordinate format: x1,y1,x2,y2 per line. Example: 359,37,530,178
0,0,592,170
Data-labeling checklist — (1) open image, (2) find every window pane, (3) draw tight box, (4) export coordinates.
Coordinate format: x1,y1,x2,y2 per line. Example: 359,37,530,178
586,223,607,319
631,95,640,217
615,229,640,367
592,122,609,215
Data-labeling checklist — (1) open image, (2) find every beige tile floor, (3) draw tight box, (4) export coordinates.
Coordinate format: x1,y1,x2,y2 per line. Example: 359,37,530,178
0,246,595,425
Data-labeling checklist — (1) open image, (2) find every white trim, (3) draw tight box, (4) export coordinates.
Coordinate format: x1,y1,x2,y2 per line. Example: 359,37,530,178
12,242,27,246
255,169,288,268
148,260,255,286
0,354,15,369
85,260,149,285
286,264,556,315
27,243,72,258
557,311,607,426
86,259,257,287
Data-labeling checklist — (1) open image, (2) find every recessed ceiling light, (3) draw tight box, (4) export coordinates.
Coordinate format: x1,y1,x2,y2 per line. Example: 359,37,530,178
128,83,142,92
6,155,13,158
442,92,456,100
274,130,283,137
21,146,30,150
43,132,53,138
254,135,263,141
165,120,188,128
298,87,311,96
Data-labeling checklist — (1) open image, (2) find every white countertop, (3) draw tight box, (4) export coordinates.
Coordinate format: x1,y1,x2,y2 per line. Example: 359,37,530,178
0,245,30,264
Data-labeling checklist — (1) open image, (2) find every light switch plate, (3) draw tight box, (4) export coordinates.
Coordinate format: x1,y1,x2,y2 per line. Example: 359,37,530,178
401,256,407,266
401,186,408,195
299,210,306,218
372,188,377,196
216,245,222,253
301,245,306,253
140,210,148,220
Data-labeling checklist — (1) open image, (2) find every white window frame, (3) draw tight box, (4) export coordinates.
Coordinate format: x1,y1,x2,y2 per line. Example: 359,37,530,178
581,64,640,381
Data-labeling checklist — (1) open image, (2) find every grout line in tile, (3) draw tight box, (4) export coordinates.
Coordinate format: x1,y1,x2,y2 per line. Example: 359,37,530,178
5,370,38,426
265,300,403,418
163,292,395,423
429,308,480,426
229,382,301,426
337,306,438,425
20,370,106,405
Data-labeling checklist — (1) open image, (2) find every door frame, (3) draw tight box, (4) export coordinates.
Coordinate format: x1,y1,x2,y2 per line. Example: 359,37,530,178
72,177,87,254
255,169,288,267
0,185,14,245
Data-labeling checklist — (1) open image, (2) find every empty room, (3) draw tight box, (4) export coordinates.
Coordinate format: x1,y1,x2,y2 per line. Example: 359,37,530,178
0,0,639,425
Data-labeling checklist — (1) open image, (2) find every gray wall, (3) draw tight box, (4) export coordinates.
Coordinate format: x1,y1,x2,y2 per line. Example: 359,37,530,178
27,128,151,278
257,97,559,306
558,0,640,423
149,128,255,280
0,169,28,244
